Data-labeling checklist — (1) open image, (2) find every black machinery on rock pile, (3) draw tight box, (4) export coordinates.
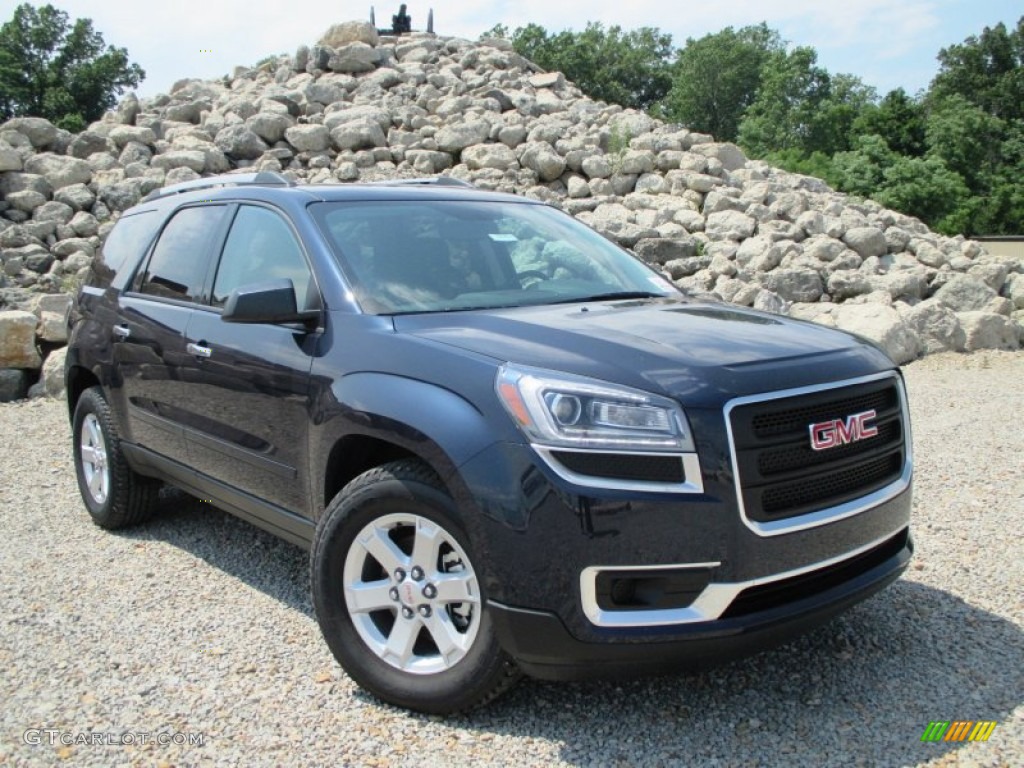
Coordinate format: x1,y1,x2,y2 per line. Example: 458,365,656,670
371,4,434,36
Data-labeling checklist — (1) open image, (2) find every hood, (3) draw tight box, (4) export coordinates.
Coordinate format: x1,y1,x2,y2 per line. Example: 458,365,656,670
394,298,894,404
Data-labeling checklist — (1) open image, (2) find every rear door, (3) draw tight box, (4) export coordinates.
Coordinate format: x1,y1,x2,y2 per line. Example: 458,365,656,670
115,204,229,465
180,204,320,515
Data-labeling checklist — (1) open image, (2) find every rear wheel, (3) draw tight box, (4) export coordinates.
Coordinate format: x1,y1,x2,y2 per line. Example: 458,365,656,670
311,459,520,713
72,386,159,529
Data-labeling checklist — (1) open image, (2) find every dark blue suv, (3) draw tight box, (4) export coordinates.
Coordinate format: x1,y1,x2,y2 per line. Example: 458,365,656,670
65,172,913,713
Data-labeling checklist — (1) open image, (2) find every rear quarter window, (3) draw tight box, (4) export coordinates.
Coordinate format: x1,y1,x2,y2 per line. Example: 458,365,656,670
91,210,161,289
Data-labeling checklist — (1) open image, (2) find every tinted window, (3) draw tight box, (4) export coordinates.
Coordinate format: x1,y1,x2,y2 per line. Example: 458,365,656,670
139,206,226,302
93,210,160,287
212,205,312,309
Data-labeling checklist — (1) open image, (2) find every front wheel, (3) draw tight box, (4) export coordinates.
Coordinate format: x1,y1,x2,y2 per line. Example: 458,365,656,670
311,459,520,713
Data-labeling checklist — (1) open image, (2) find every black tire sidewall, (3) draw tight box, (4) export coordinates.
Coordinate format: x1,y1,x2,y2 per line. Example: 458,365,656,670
312,468,507,713
72,388,115,522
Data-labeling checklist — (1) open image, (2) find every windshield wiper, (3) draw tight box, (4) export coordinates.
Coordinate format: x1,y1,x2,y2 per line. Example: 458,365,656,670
548,291,666,305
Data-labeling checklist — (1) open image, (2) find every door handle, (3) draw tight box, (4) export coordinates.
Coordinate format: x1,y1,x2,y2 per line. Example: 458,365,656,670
186,342,212,358
113,325,130,339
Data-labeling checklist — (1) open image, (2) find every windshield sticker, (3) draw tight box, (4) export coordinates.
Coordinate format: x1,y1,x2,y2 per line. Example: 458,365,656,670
488,234,518,242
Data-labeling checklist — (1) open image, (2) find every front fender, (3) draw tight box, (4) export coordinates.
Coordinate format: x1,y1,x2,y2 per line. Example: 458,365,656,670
310,371,514,512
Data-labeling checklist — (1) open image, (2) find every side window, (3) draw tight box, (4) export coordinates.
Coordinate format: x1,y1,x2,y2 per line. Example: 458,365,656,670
139,206,227,302
94,210,161,288
212,206,312,309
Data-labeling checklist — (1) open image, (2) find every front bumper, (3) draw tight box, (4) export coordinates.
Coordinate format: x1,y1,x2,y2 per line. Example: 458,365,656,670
489,527,912,680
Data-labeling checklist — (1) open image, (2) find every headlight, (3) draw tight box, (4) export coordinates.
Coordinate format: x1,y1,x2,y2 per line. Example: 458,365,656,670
496,364,695,452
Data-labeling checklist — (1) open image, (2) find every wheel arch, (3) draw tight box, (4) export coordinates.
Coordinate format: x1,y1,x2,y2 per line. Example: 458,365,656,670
65,361,101,421
313,372,507,520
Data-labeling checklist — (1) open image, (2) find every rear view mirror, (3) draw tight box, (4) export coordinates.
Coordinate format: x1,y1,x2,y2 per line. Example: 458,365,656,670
222,279,320,326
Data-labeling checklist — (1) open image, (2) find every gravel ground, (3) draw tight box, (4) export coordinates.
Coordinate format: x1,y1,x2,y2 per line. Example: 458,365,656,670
0,351,1021,768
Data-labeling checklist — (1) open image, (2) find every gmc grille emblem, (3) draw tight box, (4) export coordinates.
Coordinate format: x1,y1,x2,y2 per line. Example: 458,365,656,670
809,409,878,451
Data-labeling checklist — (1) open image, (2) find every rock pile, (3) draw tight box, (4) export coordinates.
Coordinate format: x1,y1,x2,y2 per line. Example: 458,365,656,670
1,20,1021,398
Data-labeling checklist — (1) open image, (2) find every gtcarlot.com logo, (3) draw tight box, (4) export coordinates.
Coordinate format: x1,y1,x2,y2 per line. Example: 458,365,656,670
921,721,997,742
24,729,205,747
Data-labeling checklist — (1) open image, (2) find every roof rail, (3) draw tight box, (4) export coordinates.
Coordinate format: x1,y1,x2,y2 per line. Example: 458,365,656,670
369,176,476,189
142,171,295,202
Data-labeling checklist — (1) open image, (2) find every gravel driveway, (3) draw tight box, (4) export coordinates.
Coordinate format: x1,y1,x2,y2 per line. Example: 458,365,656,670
1,351,1021,767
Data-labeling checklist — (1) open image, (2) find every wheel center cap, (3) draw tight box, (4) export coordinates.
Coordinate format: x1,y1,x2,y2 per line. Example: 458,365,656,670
400,581,416,606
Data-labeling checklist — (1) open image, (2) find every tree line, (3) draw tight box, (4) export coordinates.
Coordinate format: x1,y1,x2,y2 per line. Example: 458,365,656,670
489,19,1024,236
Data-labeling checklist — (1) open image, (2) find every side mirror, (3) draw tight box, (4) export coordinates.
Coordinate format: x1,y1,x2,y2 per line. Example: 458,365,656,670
221,279,320,326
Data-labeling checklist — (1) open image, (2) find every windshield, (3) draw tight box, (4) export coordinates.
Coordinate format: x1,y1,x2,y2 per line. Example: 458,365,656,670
310,199,679,314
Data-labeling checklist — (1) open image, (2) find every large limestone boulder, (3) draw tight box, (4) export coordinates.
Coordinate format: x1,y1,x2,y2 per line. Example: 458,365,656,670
959,312,1020,351
214,125,268,160
758,268,824,303
328,43,381,74
67,131,111,159
832,304,920,364
900,300,966,354
330,119,386,151
151,149,207,173
24,154,92,189
0,311,42,369
909,239,948,268
54,183,96,212
1005,274,1024,310
0,172,52,198
691,142,747,171
706,211,756,241
436,121,492,154
0,147,22,172
842,227,887,259
285,124,331,153
1,117,58,148
28,347,68,399
323,105,392,132
246,113,293,144
462,143,518,171
319,21,379,48
932,274,998,312
32,200,74,224
108,125,156,148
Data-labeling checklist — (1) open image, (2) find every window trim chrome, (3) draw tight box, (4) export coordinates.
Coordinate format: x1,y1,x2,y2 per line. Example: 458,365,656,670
533,446,704,494
580,526,908,627
723,370,913,537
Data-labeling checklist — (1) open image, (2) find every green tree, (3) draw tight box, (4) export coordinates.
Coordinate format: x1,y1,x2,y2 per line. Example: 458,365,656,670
831,134,972,234
978,120,1024,233
737,47,833,156
505,22,674,111
925,94,1005,190
924,16,1024,234
875,155,973,234
660,23,783,141
852,88,927,156
809,72,877,155
830,134,896,197
930,17,1024,121
0,3,144,131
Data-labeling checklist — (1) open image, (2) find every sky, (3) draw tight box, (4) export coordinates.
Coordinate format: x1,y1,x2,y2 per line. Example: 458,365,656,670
24,0,1023,101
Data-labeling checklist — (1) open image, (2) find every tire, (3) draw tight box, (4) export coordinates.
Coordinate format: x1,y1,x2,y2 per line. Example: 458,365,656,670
72,386,160,529
311,459,521,714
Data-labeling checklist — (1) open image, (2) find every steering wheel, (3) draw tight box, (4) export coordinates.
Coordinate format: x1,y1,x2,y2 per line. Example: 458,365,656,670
518,270,549,289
